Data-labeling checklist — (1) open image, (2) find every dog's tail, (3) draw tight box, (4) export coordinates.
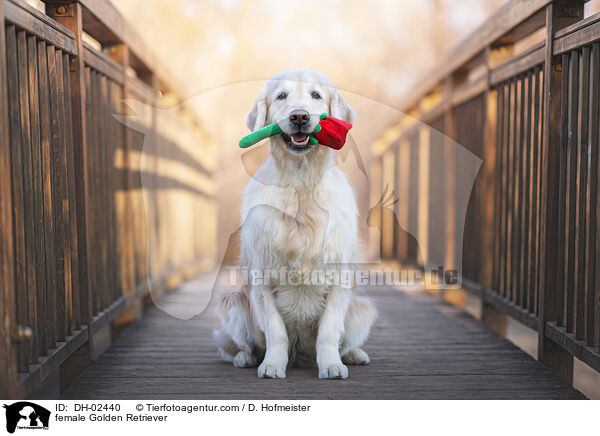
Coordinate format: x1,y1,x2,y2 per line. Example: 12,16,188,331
213,287,254,362
212,329,235,362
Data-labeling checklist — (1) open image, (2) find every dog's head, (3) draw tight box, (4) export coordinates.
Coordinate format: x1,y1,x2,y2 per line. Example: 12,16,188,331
246,68,356,158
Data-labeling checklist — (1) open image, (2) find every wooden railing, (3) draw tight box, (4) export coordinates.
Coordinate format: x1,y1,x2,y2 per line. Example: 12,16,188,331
372,0,599,384
0,0,216,398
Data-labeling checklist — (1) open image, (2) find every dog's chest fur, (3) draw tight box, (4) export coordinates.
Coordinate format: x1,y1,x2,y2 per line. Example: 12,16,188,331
261,184,338,365
271,187,332,323
241,157,359,362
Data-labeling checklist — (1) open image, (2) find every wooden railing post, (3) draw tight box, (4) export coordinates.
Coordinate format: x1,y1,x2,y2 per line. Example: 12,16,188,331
378,156,385,259
47,1,95,360
0,0,18,399
480,46,508,334
481,47,496,291
538,0,583,384
108,44,141,324
397,138,410,262
148,73,162,299
443,77,455,296
381,147,396,260
418,124,430,267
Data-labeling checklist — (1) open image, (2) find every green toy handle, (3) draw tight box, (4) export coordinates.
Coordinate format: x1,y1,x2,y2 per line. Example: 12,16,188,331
239,123,283,148
239,113,328,148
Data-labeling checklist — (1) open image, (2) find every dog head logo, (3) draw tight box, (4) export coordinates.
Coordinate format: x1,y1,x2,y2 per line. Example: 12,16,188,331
3,402,50,434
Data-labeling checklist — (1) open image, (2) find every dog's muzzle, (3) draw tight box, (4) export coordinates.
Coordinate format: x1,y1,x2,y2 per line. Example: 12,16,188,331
282,110,314,152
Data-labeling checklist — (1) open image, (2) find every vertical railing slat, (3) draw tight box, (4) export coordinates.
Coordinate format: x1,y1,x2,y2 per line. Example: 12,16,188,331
556,53,569,327
85,67,96,300
47,44,67,343
523,71,533,312
62,51,80,331
576,46,590,341
408,133,420,265
99,74,111,309
396,142,408,261
26,34,45,358
493,83,505,293
6,24,29,373
565,49,579,334
36,39,57,351
529,67,542,315
482,47,496,293
106,80,119,303
500,81,511,299
55,50,73,340
17,29,38,365
443,78,456,277
514,75,524,307
88,69,100,314
507,78,516,302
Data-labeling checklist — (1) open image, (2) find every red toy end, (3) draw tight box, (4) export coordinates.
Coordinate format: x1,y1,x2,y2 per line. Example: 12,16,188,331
313,116,352,150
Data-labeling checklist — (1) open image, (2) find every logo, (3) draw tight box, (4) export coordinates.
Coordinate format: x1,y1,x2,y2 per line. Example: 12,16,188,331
3,402,50,434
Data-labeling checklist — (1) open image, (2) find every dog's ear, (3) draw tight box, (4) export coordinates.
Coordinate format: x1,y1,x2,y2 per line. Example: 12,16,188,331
329,88,357,124
246,88,268,132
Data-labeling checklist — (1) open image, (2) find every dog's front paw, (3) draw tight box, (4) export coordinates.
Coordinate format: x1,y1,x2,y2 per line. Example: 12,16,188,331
257,361,287,379
318,362,348,379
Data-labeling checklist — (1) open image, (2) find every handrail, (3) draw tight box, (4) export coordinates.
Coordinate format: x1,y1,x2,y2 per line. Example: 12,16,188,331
399,0,550,113
5,0,77,53
490,41,545,85
553,10,600,53
45,0,184,98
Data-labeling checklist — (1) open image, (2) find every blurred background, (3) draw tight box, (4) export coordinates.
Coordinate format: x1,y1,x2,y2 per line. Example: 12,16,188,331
111,0,509,253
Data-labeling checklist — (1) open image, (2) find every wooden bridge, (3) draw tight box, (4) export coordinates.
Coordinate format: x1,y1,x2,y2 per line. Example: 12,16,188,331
60,284,584,400
0,0,599,399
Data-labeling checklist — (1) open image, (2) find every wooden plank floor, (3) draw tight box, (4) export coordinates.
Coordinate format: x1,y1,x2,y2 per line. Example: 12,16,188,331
62,285,585,399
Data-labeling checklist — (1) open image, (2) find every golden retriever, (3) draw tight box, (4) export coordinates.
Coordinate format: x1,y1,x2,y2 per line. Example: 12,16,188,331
213,68,376,379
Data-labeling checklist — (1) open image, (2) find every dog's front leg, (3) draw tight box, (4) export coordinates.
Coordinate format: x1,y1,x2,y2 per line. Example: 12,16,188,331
254,286,289,379
316,286,351,379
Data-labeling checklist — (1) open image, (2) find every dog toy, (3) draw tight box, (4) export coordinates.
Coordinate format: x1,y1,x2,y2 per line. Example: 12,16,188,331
239,113,352,150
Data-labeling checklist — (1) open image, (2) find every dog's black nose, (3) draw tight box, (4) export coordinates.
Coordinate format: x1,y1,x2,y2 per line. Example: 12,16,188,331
289,109,310,126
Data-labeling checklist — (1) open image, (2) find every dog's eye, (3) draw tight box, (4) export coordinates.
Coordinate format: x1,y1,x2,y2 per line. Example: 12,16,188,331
276,92,287,100
311,91,321,99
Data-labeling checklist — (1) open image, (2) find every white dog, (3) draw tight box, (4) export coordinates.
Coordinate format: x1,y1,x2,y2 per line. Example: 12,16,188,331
214,68,376,379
